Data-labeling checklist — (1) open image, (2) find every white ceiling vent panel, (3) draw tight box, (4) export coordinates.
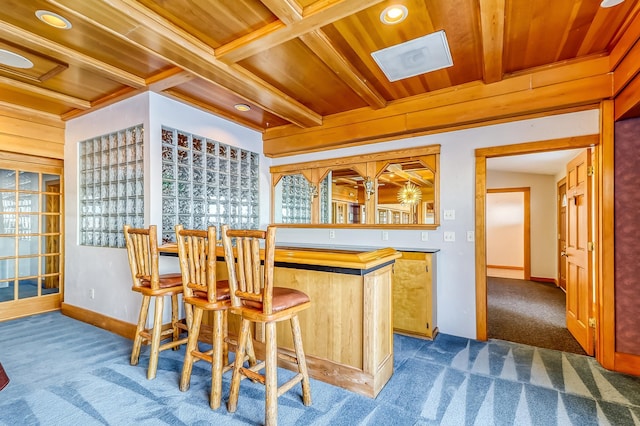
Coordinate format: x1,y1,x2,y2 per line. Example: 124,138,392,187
371,30,453,82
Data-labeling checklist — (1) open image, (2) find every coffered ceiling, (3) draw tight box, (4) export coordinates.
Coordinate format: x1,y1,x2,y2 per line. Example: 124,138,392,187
0,1,638,148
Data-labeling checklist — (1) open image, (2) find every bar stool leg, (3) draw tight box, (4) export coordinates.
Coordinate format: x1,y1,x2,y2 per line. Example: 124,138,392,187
180,307,202,391
131,295,151,366
265,321,278,426
147,296,164,380
227,317,250,413
171,294,180,348
291,315,312,406
210,309,224,409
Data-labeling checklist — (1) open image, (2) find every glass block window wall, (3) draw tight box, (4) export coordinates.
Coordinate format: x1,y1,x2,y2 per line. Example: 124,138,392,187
78,124,144,248
161,126,260,244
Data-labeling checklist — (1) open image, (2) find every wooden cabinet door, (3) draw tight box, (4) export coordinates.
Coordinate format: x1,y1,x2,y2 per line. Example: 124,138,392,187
392,252,436,338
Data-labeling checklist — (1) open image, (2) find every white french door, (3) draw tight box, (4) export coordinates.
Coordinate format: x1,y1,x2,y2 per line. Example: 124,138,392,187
0,152,63,321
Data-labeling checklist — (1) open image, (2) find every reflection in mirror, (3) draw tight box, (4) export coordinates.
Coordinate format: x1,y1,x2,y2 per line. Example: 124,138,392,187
318,174,331,224
274,173,313,223
376,160,435,224
329,168,366,224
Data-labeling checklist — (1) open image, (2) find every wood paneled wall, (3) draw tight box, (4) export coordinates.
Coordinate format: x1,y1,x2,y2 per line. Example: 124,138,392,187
0,105,64,159
614,117,640,356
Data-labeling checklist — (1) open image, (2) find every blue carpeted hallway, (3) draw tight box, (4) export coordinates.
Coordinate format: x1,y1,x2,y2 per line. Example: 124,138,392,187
1,311,639,425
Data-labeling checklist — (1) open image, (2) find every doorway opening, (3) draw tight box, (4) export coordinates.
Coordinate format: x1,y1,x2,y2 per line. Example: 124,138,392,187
475,135,599,357
486,188,530,281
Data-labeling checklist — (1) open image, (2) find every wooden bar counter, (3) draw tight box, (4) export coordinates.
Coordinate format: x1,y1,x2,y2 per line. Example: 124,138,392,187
161,243,400,398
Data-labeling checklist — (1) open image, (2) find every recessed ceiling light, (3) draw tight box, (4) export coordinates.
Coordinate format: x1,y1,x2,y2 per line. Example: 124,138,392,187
0,49,34,69
380,5,408,25
234,103,251,112
600,0,625,7
35,10,72,29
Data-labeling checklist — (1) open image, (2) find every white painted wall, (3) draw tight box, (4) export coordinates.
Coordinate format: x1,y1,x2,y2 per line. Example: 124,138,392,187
64,95,598,339
486,191,524,268
64,92,267,325
271,109,599,338
486,170,558,279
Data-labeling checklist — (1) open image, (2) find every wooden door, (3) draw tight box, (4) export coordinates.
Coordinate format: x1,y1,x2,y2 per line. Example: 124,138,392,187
565,150,594,355
557,179,567,291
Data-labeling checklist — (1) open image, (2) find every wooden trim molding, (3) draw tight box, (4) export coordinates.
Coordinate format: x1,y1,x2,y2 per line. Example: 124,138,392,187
475,156,488,340
613,352,640,376
487,265,524,271
529,277,557,284
598,100,616,370
61,303,136,340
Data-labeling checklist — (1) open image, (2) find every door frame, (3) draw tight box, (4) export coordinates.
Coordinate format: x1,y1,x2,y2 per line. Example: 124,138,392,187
474,108,614,368
486,188,531,280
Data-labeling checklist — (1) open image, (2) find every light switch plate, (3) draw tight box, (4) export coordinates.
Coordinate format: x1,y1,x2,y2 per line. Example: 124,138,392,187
444,209,455,220
444,231,455,242
382,231,389,241
467,231,475,242
421,231,429,241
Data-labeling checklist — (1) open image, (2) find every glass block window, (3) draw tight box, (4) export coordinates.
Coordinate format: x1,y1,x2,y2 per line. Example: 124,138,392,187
78,124,144,248
279,174,312,224
319,174,330,224
161,126,260,244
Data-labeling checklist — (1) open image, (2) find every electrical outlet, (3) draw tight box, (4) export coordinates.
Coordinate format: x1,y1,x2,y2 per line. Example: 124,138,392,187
421,231,429,241
467,231,475,242
443,231,455,242
382,231,389,241
329,230,335,239
443,209,455,220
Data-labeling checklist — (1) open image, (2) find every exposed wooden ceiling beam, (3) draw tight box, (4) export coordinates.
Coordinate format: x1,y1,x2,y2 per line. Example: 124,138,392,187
216,0,385,63
146,68,194,92
61,86,143,121
47,0,322,128
260,0,303,22
0,20,146,89
260,0,386,109
300,31,386,109
0,75,90,109
162,89,265,132
479,0,506,84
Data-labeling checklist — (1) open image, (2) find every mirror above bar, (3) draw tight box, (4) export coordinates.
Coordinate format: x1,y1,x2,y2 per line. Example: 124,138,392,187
270,145,440,229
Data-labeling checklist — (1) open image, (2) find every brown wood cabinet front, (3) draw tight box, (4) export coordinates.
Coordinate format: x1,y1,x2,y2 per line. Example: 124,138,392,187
392,251,437,339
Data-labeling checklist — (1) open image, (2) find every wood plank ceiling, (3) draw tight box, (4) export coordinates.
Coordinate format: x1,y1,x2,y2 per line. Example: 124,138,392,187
0,0,638,153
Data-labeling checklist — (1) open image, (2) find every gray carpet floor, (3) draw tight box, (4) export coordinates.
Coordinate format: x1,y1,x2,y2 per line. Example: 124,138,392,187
2,311,640,425
488,276,587,355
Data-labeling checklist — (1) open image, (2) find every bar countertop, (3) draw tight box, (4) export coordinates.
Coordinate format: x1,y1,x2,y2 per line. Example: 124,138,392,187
159,243,401,271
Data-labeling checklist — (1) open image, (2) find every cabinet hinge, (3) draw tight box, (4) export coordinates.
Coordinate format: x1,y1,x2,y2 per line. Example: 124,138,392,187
588,318,596,328
587,166,595,177
425,265,429,273
426,322,430,330
587,241,595,252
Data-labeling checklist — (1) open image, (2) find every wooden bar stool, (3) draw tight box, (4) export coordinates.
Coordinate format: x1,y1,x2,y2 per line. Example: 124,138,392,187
221,224,312,426
124,224,188,380
175,225,255,409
